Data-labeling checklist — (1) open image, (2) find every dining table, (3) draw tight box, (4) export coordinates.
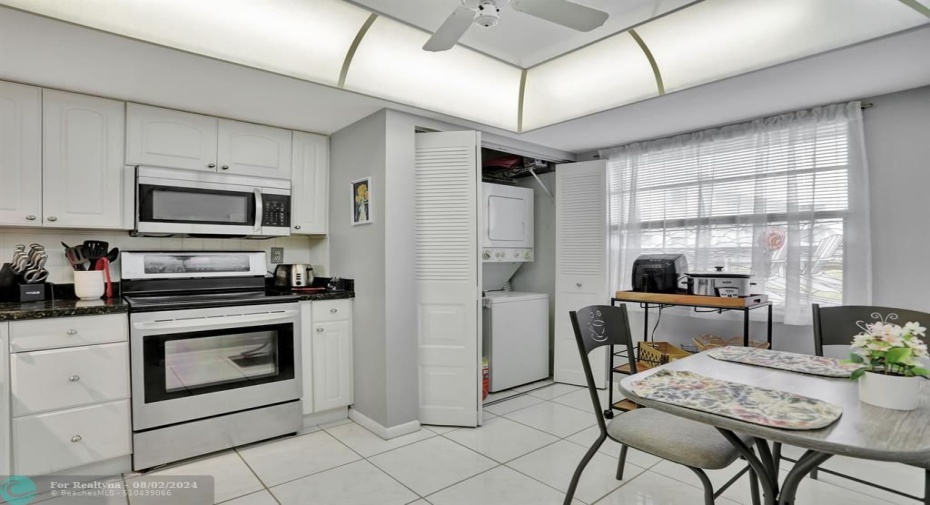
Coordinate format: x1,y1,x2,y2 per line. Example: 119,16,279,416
618,351,930,505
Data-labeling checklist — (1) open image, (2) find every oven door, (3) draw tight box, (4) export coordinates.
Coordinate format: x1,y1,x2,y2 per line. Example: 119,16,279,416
130,302,301,430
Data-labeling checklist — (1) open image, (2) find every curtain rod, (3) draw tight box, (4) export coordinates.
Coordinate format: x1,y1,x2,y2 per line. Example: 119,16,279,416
592,102,874,158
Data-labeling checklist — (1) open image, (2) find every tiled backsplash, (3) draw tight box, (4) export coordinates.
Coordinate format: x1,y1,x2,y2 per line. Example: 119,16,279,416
0,228,329,284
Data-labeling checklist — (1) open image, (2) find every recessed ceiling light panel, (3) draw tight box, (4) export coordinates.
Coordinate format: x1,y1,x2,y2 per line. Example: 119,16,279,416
1,0,371,87
636,0,929,93
522,31,658,131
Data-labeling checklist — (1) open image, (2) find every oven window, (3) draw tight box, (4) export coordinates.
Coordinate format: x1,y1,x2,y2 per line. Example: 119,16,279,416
139,185,255,226
143,323,295,403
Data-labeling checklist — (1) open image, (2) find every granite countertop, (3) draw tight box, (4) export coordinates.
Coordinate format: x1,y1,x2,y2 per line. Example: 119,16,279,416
0,298,128,321
269,290,356,302
0,290,353,322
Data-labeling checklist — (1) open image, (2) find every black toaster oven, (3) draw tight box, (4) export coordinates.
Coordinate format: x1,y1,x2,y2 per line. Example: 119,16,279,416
631,254,688,293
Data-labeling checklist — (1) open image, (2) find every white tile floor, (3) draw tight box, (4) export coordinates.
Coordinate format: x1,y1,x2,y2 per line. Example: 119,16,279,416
28,380,923,505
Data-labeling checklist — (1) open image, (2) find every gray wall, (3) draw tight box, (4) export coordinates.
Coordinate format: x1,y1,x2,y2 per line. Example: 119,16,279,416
511,172,557,371
568,85,930,355
330,110,389,425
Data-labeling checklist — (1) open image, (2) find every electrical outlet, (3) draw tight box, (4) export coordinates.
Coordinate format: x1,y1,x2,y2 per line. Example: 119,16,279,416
271,247,284,264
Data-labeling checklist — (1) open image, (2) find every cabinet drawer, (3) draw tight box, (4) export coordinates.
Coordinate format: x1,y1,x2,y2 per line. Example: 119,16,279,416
11,342,129,416
13,400,131,476
10,314,128,352
311,299,351,323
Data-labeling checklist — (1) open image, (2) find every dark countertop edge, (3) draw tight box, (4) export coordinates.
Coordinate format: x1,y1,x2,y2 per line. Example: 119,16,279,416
0,291,355,322
289,291,356,302
0,301,128,322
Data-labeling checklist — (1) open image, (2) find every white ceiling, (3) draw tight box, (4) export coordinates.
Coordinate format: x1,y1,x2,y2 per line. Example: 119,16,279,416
1,5,928,157
349,0,695,67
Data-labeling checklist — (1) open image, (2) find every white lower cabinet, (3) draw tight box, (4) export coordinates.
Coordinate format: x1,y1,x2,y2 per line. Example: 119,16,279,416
13,400,131,476
7,315,131,476
300,299,353,415
0,322,10,476
312,320,353,412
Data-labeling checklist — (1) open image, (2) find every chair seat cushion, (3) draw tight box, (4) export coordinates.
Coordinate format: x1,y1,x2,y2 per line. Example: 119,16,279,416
607,408,750,470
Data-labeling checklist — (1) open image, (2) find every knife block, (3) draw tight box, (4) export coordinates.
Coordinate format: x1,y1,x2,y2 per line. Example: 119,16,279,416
0,263,49,302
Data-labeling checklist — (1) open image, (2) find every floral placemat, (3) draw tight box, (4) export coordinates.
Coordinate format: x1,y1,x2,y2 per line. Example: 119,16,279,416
707,346,864,378
631,369,842,430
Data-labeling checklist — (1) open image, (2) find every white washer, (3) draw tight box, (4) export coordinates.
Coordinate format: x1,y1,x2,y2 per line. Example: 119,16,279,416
483,291,549,392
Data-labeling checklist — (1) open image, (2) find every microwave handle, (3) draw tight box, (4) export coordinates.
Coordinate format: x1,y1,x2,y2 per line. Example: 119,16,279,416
254,189,263,232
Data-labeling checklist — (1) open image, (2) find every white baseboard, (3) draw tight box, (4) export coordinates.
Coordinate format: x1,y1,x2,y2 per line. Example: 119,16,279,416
302,407,349,428
349,408,420,440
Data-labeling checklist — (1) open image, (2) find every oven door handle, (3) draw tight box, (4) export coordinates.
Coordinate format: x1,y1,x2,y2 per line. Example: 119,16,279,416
133,311,297,331
254,189,263,233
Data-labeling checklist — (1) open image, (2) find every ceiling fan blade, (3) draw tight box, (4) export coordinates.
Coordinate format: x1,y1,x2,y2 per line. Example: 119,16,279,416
423,6,475,52
510,0,608,32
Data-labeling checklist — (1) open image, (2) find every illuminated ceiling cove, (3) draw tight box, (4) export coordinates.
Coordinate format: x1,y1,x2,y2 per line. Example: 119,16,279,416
3,0,928,132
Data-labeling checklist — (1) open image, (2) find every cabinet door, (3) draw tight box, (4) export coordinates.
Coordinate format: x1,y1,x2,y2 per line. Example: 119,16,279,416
300,301,314,415
290,131,329,234
0,81,42,226
312,320,352,412
126,103,217,171
43,90,126,228
0,323,10,476
218,119,292,178
554,160,609,388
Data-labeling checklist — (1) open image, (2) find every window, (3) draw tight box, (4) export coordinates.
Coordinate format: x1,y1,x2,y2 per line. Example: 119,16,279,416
602,102,871,324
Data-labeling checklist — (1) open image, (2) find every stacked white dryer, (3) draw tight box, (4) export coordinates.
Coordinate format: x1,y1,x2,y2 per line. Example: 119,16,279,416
481,183,549,392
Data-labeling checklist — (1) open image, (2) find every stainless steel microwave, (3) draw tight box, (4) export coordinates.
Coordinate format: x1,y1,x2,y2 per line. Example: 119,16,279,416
132,166,291,238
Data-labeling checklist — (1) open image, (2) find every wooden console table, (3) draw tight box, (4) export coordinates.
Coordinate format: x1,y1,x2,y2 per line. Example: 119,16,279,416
605,291,773,418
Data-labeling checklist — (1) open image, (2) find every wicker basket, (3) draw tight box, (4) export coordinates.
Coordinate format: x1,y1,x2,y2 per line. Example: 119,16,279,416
638,341,692,369
693,334,770,351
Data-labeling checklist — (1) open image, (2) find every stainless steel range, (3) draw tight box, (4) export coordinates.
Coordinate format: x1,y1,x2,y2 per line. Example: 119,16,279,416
121,251,302,470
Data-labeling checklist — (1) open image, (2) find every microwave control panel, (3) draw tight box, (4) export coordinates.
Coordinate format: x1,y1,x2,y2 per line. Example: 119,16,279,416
262,194,291,227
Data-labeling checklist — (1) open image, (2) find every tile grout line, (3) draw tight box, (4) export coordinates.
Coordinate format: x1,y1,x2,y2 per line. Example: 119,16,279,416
232,449,282,505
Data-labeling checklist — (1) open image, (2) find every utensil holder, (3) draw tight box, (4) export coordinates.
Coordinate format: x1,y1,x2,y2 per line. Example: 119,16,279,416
74,270,105,300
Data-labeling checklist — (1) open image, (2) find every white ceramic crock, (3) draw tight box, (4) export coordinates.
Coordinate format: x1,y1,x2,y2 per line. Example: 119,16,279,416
73,270,105,300
858,371,919,411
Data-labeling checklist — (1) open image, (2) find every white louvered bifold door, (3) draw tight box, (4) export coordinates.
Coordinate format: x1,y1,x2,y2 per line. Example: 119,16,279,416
554,160,609,387
415,131,481,427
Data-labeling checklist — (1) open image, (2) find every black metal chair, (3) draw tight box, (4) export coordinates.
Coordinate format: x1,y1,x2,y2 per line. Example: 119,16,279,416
564,304,761,505
810,303,930,505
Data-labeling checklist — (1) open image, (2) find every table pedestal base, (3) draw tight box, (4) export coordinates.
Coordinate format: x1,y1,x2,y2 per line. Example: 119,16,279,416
718,429,833,505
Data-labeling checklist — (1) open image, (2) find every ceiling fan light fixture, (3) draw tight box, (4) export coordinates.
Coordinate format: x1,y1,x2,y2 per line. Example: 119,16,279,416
475,1,501,28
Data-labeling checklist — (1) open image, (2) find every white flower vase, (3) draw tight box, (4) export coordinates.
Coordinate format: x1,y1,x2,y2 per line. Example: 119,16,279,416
858,371,919,411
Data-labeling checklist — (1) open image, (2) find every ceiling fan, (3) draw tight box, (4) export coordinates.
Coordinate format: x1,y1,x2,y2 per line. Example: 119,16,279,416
423,0,610,52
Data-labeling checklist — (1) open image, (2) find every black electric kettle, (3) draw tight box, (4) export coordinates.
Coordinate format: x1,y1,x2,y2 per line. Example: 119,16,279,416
273,264,315,288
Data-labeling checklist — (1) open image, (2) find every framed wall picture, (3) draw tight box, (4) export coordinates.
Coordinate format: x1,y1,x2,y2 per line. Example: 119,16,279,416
351,177,372,225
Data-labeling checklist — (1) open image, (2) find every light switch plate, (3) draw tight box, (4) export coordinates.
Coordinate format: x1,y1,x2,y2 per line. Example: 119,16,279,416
271,247,284,264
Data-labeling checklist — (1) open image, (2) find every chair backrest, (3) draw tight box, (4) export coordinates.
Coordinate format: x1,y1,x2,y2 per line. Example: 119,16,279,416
569,305,637,431
812,303,930,356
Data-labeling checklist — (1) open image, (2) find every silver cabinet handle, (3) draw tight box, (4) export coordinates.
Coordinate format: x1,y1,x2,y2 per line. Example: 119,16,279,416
25,215,36,221
207,163,216,168
71,435,82,443
576,282,582,287
47,216,58,222
294,225,301,230
69,375,80,382
221,165,229,170
330,308,337,313
316,327,324,332
67,329,78,335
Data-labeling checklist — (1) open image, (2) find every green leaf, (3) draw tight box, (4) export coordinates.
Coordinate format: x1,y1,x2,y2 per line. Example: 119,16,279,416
912,367,930,377
847,353,864,364
850,368,866,381
885,347,912,364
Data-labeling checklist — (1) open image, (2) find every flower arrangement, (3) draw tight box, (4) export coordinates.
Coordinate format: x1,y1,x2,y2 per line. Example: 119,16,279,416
848,321,930,380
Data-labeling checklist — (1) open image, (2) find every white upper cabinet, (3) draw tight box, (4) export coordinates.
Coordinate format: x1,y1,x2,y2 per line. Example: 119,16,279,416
290,131,329,234
217,119,292,178
126,103,218,172
0,81,42,227
43,90,126,229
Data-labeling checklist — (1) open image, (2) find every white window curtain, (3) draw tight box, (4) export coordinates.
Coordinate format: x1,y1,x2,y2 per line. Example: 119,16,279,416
600,102,871,325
